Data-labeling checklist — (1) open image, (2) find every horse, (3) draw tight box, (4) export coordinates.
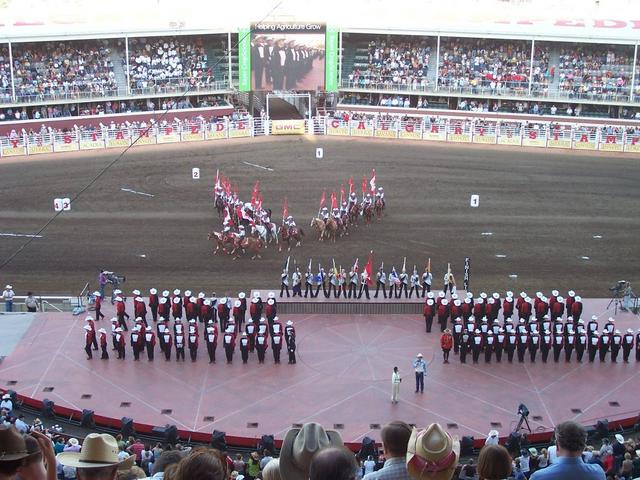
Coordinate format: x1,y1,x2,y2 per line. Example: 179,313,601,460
362,204,373,225
374,197,385,220
265,221,279,244
235,237,265,260
207,231,236,255
279,225,305,252
251,224,269,248
311,217,326,240
323,218,338,242
348,203,360,226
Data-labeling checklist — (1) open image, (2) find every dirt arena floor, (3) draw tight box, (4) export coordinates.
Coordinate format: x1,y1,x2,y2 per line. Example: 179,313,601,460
0,136,639,296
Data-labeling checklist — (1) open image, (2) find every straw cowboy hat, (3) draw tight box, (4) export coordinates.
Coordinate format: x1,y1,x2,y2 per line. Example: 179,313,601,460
406,424,460,480
0,425,30,461
279,423,343,480
57,433,135,470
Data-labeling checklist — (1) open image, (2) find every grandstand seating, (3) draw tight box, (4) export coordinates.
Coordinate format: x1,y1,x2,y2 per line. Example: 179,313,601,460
12,40,120,101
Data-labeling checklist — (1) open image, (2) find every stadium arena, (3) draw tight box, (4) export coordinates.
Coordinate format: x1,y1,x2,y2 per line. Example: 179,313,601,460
0,1,639,479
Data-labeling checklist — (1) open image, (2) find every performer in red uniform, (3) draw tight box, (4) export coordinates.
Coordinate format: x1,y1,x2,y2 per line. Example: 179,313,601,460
131,326,144,361
93,292,105,320
98,328,108,359
245,319,257,352
144,326,156,361
503,294,514,320
437,299,450,333
423,299,436,333
205,321,218,363
223,326,236,364
249,297,260,322
162,329,172,361
239,333,250,363
85,316,98,350
440,329,453,363
550,296,564,321
188,320,199,362
149,288,159,322
571,295,583,322
284,320,296,349
171,295,183,320
256,331,268,363
158,297,170,321
622,329,635,363
196,293,206,323
272,331,283,363
237,292,247,328
134,297,147,325
115,296,129,331
200,299,212,324
552,330,564,362
565,291,576,321
185,296,198,322
471,330,483,364
83,325,95,359
115,327,126,359
175,330,185,361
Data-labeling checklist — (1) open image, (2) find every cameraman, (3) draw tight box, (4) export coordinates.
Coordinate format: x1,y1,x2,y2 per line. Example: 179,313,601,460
98,270,108,298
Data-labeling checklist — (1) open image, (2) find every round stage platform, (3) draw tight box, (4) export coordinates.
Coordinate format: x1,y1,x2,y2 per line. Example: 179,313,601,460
0,297,638,446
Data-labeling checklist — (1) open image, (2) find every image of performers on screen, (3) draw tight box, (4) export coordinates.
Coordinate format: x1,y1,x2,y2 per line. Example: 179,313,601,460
251,24,326,91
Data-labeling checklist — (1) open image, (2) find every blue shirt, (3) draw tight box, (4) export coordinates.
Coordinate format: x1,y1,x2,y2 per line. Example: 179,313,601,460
530,456,605,480
412,359,427,374
362,457,410,480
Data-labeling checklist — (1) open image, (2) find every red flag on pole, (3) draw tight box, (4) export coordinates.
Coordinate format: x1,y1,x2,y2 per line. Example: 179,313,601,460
340,185,345,205
282,197,289,222
369,168,376,195
233,182,238,199
348,178,354,195
361,175,367,196
364,250,373,285
330,191,337,210
224,178,231,196
251,180,260,205
319,190,326,211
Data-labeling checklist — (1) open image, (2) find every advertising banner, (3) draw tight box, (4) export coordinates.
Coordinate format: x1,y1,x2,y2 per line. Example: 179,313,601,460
374,121,398,139
238,27,252,92
398,122,422,140
598,132,624,152
573,131,597,150
326,118,349,136
522,128,547,147
206,122,228,140
350,120,373,137
325,27,339,92
271,119,306,135
250,22,326,91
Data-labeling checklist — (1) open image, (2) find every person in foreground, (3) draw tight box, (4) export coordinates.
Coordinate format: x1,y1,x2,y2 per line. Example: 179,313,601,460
56,433,135,480
406,423,460,480
363,420,412,479
530,421,605,480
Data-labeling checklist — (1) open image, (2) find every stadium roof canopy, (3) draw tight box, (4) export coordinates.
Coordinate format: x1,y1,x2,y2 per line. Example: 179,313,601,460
0,0,638,44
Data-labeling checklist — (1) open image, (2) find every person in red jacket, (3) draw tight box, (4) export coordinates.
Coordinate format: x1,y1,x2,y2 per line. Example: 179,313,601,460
271,316,283,337
551,296,565,320
571,295,583,322
265,298,276,323
131,325,144,361
473,298,485,319
461,297,473,321
172,295,183,320
502,295,514,320
134,297,147,325
437,299,450,332
423,299,436,333
83,325,95,359
144,326,156,361
98,328,108,359
196,292,206,323
452,318,463,354
200,299,212,324
440,329,453,363
149,288,159,322
237,292,247,328
249,297,260,322
185,296,197,322
85,316,98,350
115,327,126,359
115,296,130,331
565,291,576,319
158,296,170,320
93,292,105,320
450,299,463,323
223,326,236,364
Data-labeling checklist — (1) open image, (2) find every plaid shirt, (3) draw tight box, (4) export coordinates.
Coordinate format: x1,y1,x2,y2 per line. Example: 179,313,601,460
362,457,411,480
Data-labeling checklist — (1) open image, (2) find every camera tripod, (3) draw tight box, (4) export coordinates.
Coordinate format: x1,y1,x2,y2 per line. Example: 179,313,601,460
607,290,624,315
515,412,532,434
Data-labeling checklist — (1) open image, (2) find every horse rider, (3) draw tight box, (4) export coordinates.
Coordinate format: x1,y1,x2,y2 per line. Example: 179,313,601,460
361,193,373,211
348,191,358,210
320,207,330,222
375,186,385,207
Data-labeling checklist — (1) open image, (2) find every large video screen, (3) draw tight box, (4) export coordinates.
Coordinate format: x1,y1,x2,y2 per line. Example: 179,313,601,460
251,22,326,91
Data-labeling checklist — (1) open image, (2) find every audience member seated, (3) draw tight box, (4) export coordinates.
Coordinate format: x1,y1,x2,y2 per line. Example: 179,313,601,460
128,36,212,90
348,37,432,89
438,38,531,94
0,47,11,103
12,40,118,100
556,45,632,99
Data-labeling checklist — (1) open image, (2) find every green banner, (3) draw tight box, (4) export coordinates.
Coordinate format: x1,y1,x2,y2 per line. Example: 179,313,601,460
325,27,339,92
238,27,251,92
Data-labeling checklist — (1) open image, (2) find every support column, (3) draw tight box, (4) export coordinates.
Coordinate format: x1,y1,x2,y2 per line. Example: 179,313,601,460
630,42,638,102
125,36,131,95
528,39,535,96
228,32,233,88
8,41,16,102
434,35,440,91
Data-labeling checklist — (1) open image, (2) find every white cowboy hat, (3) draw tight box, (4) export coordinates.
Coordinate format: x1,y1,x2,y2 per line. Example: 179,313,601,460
234,300,241,308
190,297,196,303
150,288,157,295
115,297,123,302
615,434,625,444
417,353,423,358
279,423,343,480
162,290,170,297
173,297,180,304
159,298,167,304
268,292,275,299
93,291,101,297
173,289,181,295
238,292,246,299
132,290,140,296
406,424,460,480
57,433,135,470
286,321,293,326
253,291,261,298
184,290,192,297
5,285,12,289
198,292,205,299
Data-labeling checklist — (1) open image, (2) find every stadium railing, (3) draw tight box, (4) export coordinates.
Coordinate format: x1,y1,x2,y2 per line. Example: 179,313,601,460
0,115,638,156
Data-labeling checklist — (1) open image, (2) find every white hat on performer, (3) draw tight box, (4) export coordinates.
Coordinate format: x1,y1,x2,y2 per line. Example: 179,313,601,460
234,300,241,308
488,298,494,304
173,289,181,295
627,328,634,334
146,326,153,331
492,293,500,299
475,329,481,334
85,316,93,321
135,317,142,322
417,353,423,358
239,292,246,299
247,319,254,323
267,298,275,305
204,300,211,306
286,321,293,326
442,299,448,306
111,318,118,323
173,297,180,304
162,290,170,297
190,296,196,303
198,292,205,299
83,325,91,331
427,299,434,305
568,290,575,297
557,296,564,302
466,292,473,299
536,292,542,298
615,329,621,334
159,316,165,321
242,332,247,336
525,297,531,302
438,292,445,298
150,288,157,295
160,297,167,304
274,316,279,322
506,291,513,297
132,289,141,296
93,291,101,297
592,315,598,320
575,296,582,301
114,289,122,295
254,291,261,298
251,297,258,303
225,326,234,333
268,292,275,299
480,292,487,299
5,285,11,289
115,296,123,302
593,330,599,335
185,290,192,297
609,318,615,323
477,298,484,304
259,318,266,323
578,319,584,324
451,294,458,300
189,319,195,323
552,290,559,296
208,320,214,325
454,300,461,306
493,320,499,324
115,327,122,332
520,292,526,298
428,292,435,299
545,329,551,334
135,296,142,302
464,298,471,304
220,297,227,304
98,328,106,334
